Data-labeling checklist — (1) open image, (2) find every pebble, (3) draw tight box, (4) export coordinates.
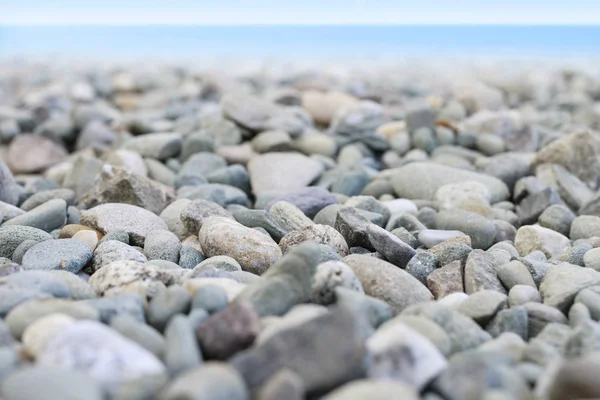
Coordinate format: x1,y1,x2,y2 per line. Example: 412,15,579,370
514,225,571,259
343,254,433,314
2,198,67,232
110,315,166,359
162,363,248,400
191,284,229,313
123,132,182,160
199,217,282,275
21,238,93,273
88,260,178,296
570,215,600,240
366,224,416,267
164,315,203,377
259,186,338,218
269,200,314,232
434,210,497,249
194,255,242,272
279,224,349,256
539,262,600,313
37,320,165,394
180,199,233,236
144,229,181,263
81,203,169,246
311,261,364,305
93,239,147,270
159,198,192,239
426,260,464,298
7,134,67,173
20,188,75,211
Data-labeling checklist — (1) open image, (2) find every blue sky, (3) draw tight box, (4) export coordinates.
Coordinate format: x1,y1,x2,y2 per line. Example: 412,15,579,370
1,0,599,25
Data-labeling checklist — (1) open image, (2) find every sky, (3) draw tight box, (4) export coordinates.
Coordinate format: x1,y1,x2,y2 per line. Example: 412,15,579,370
1,0,600,25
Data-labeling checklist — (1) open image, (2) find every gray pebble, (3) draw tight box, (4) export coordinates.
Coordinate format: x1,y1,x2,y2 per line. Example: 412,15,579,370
164,315,203,377
2,198,67,232
191,285,229,314
21,238,93,273
110,315,166,359
144,229,182,263
148,285,192,331
179,245,205,269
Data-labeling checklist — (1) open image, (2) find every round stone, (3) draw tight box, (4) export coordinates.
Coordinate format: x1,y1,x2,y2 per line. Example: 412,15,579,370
21,239,93,274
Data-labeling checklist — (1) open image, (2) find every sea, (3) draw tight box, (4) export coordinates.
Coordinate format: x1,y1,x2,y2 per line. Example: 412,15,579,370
1,25,599,64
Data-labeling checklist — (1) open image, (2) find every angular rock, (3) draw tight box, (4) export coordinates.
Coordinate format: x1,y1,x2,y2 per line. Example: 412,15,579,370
515,225,571,259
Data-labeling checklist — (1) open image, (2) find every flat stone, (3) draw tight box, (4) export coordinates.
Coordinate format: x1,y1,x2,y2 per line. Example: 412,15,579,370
343,254,433,314
81,203,168,246
20,188,75,211
366,224,416,268
248,152,323,195
260,186,338,218
21,238,93,274
0,226,52,258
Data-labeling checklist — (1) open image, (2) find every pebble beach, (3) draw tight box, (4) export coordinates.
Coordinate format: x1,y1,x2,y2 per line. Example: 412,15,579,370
0,57,599,399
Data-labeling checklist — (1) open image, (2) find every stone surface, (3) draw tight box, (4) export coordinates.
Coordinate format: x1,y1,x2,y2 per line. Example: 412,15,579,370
7,134,67,173
93,239,147,271
81,203,168,246
21,238,93,273
343,254,433,314
515,225,571,259
279,224,348,256
199,217,282,275
89,260,178,296
540,263,600,313
162,363,248,400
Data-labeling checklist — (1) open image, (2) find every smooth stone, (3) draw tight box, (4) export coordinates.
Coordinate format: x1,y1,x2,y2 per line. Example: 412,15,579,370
248,152,323,195
570,215,600,240
231,207,287,242
164,315,203,377
434,210,496,249
62,156,104,198
434,180,493,217
268,201,314,232
179,245,205,269
104,149,148,176
515,225,571,259
2,198,67,232
0,160,20,205
89,260,178,296
537,163,594,211
20,188,75,211
81,203,168,246
0,287,52,317
175,152,224,188
0,201,25,223
199,217,282,275
498,260,536,289
145,157,176,186
72,230,99,250
279,224,349,256
183,278,247,301
37,320,165,394
391,163,509,203
21,238,92,273
486,307,529,340
584,248,600,271
405,251,439,285
194,256,242,272
92,239,147,271
256,369,304,400
343,254,433,314
11,239,39,264
46,270,96,300
236,242,320,317
516,187,563,226
381,315,452,357
205,164,251,193
110,315,166,359
333,288,392,334
5,298,99,339
162,363,248,400
0,367,104,400
311,261,364,305
144,230,181,264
